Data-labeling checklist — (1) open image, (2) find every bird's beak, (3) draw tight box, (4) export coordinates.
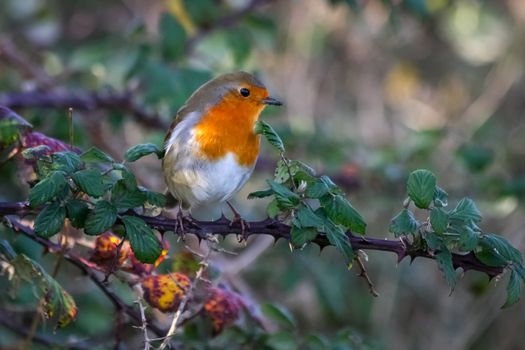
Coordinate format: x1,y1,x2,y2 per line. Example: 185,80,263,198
262,96,283,106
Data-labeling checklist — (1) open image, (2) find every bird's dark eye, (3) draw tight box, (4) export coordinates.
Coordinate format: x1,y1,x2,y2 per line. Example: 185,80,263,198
240,88,250,97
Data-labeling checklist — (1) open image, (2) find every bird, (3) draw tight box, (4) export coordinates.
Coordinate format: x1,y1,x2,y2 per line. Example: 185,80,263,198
162,71,282,236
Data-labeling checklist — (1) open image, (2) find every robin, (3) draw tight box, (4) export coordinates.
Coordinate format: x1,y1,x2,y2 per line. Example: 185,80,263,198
162,71,282,235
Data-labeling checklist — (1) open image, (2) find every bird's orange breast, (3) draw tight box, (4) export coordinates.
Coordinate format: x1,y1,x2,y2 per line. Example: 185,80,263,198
193,93,263,167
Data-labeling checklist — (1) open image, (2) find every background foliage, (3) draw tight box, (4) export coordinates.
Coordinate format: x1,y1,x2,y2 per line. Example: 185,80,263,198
1,0,525,349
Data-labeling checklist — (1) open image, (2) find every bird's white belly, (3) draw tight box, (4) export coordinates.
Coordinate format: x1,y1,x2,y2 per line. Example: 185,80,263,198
189,152,254,206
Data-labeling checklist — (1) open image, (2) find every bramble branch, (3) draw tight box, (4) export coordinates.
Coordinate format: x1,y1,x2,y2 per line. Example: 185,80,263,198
0,90,168,130
1,202,504,278
3,216,166,338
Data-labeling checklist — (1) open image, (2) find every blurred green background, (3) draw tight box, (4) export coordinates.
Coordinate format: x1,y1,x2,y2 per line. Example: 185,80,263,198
1,0,525,349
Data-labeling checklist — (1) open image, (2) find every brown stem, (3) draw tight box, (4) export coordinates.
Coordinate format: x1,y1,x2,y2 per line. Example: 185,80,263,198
1,201,504,279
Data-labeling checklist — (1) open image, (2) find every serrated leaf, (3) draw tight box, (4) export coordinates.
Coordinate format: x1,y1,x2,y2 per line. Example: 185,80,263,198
479,234,523,265
407,169,437,209
291,226,318,247
475,247,507,267
144,190,167,207
111,180,146,209
433,186,449,207
66,199,89,228
436,250,458,290
84,201,117,235
267,198,280,218
22,145,51,160
430,208,448,234
423,231,444,251
502,270,522,308
254,120,284,153
124,143,163,162
29,171,68,207
121,215,162,264
293,205,325,229
81,147,114,163
450,198,482,223
261,304,296,330
320,175,342,195
50,151,82,174
34,202,66,238
458,225,479,251
248,188,273,199
305,179,330,198
323,195,366,235
267,180,300,209
72,169,105,197
10,254,77,327
121,168,138,190
389,209,418,237
324,221,353,264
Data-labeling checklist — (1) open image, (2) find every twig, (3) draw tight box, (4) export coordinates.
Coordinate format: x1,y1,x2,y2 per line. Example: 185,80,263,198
0,201,505,279
157,247,211,350
0,311,94,350
0,90,168,130
355,253,379,297
4,217,166,337
133,286,152,350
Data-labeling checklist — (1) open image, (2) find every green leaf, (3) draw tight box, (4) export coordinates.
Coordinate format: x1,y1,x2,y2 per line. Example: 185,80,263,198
305,179,330,198
34,202,66,238
267,198,280,218
458,225,479,251
423,231,444,251
267,180,300,209
22,145,51,160
49,151,82,174
479,234,523,265
407,169,437,209
29,171,68,207
323,195,366,235
121,215,162,264
265,332,297,350
457,144,494,173
159,13,187,61
293,205,325,229
324,222,353,265
450,198,482,223
502,270,522,308
319,175,342,194
111,180,147,209
475,247,507,268
433,186,449,207
254,120,285,153
72,169,105,197
436,250,458,290
124,143,163,162
291,226,318,247
261,304,296,330
247,188,274,199
84,201,117,235
66,199,89,228
121,167,138,190
144,190,167,207
430,208,448,234
10,254,77,327
389,209,418,237
81,147,114,163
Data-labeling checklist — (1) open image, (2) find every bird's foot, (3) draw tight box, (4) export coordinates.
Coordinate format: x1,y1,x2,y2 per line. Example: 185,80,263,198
175,207,187,241
226,201,250,243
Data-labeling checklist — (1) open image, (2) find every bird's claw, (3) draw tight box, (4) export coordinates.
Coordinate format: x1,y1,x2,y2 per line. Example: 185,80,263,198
229,214,250,243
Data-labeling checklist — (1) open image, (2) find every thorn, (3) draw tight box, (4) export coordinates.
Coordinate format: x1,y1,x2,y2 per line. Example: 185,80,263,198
288,242,294,252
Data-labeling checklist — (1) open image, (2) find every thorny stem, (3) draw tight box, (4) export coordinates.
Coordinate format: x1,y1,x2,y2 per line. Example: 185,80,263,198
0,201,504,279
